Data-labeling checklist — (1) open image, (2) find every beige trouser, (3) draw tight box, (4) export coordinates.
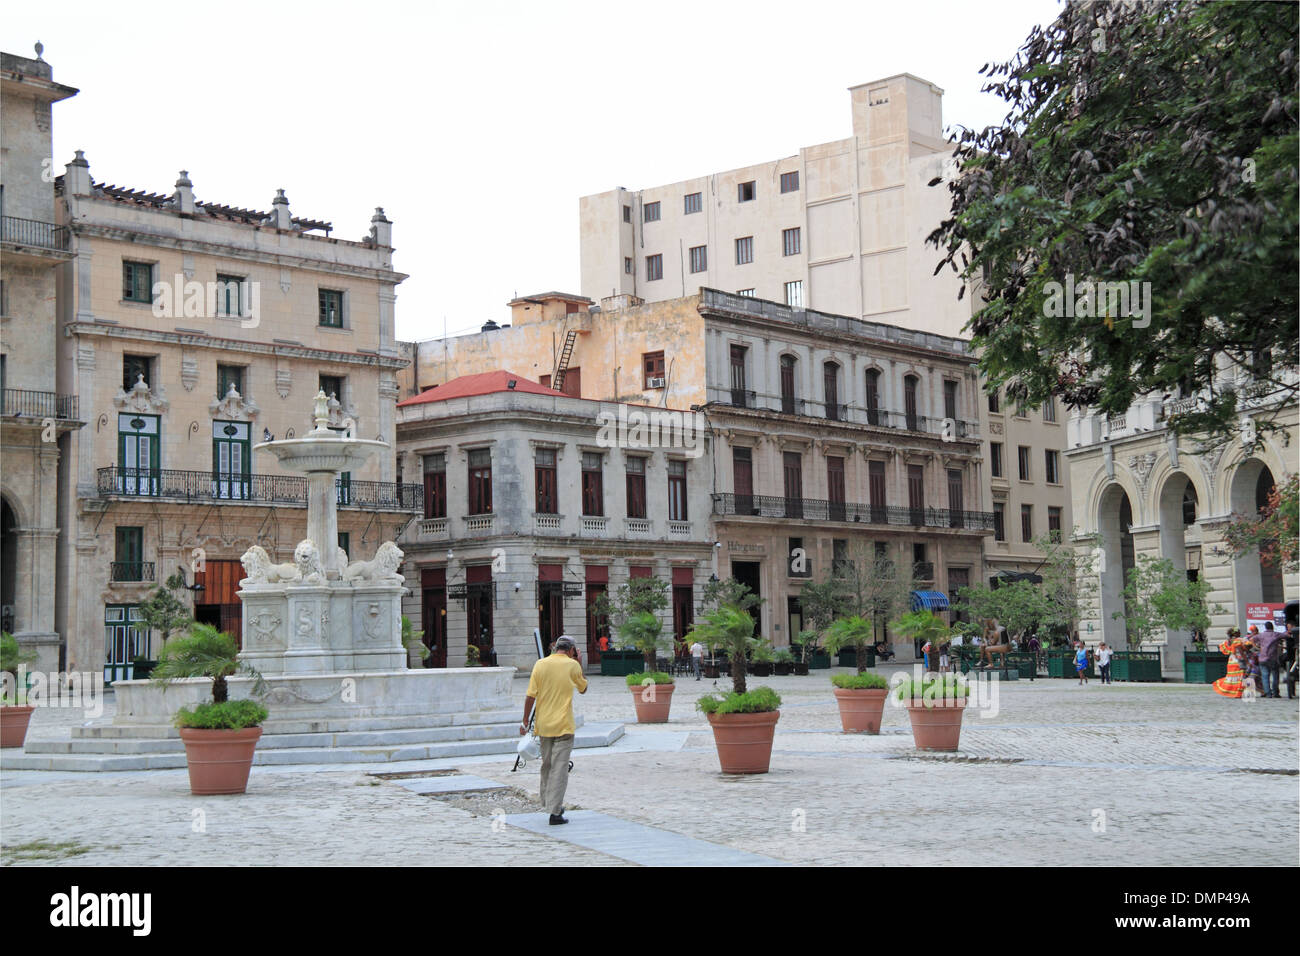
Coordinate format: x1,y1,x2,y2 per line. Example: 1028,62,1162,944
538,734,575,815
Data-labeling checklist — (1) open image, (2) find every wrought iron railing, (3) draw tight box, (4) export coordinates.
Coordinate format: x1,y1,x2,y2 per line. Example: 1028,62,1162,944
1,388,79,419
713,492,995,531
1,216,70,252
707,386,979,438
110,561,156,583
96,467,421,511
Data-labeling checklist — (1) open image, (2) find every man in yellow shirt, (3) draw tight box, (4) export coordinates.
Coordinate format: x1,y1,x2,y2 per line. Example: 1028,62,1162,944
521,636,588,825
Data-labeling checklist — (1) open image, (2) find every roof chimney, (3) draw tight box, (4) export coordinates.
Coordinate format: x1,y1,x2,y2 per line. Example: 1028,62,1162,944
368,207,392,247
173,170,195,214
65,149,90,196
270,188,293,229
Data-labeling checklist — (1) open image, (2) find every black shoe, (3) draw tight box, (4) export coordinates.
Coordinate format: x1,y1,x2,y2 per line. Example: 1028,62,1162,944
548,814,568,825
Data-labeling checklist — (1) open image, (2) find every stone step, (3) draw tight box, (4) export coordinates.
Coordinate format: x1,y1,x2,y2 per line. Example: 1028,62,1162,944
27,721,523,755
69,709,523,740
1,722,623,773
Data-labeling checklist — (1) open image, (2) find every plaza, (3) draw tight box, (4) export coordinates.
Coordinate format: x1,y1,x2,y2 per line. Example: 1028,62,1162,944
3,667,1296,867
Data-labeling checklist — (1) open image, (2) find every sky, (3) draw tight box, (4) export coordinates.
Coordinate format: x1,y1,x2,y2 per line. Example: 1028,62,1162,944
3,0,1061,340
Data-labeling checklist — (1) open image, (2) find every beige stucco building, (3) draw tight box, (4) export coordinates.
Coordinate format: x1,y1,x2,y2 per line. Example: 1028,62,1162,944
1065,371,1298,675
1,49,84,673
52,153,418,677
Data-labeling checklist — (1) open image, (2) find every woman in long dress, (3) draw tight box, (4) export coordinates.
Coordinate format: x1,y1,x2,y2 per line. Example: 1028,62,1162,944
1214,628,1251,698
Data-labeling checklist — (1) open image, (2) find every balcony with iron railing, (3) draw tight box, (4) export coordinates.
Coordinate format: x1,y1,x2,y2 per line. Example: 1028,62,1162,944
110,561,156,583
2,389,79,420
96,467,421,511
706,385,979,439
713,492,995,532
1,216,71,256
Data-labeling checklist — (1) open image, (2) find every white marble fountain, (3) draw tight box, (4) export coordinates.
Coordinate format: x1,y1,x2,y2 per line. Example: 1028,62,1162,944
2,393,626,771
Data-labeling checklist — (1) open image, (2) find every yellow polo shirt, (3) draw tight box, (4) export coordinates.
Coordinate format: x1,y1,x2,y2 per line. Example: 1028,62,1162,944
526,653,588,737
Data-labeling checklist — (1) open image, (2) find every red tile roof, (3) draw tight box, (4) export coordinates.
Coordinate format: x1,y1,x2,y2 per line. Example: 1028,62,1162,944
397,370,566,407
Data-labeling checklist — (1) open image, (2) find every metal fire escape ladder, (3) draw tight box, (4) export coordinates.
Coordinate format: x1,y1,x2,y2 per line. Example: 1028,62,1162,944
552,328,579,392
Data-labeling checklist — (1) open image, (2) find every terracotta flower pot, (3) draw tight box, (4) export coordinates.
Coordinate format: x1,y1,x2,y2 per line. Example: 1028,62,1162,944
0,704,36,749
630,682,675,723
177,726,263,795
903,699,967,752
705,709,780,774
832,687,888,734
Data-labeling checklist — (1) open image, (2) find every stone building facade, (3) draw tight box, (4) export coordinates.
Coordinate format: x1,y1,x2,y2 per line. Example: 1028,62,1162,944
52,156,418,677
1,48,83,672
395,371,714,671
1065,371,1298,674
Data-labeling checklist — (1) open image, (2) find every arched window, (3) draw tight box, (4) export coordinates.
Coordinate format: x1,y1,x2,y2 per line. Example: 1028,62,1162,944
904,375,920,431
780,355,798,414
823,362,841,421
864,369,881,426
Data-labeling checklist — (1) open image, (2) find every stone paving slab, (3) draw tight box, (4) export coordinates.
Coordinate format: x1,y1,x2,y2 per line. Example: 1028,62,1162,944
504,810,785,867
391,774,509,795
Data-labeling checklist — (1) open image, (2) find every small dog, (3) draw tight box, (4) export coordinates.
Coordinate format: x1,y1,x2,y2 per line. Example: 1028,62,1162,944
1240,676,1261,701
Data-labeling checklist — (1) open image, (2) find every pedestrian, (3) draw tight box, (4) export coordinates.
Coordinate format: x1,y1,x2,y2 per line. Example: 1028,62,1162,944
598,633,609,653
1074,641,1089,685
520,635,588,825
1026,633,1042,680
1257,622,1282,699
1214,628,1250,698
939,640,951,674
1283,624,1298,700
922,639,933,672
1096,641,1113,684
690,638,704,680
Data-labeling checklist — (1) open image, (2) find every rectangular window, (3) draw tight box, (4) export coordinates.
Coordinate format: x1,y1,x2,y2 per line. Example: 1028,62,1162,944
789,537,810,578
784,280,804,307
780,170,799,193
1043,398,1057,423
319,374,344,402
423,453,446,518
783,452,803,519
217,364,244,399
581,451,604,516
684,192,702,214
868,460,886,521
626,456,647,519
827,455,845,521
123,261,153,303
780,356,797,414
1045,449,1060,485
737,288,756,297
823,363,840,421
319,289,344,328
337,531,350,558
117,413,160,495
990,442,1003,478
643,351,666,388
689,245,708,274
864,369,881,426
993,502,1006,542
904,376,919,431
114,527,144,581
738,181,756,202
733,447,754,513
623,204,631,223
646,254,663,281
643,201,660,223
668,460,688,521
468,449,492,515
215,274,245,317
832,538,851,577
1021,504,1033,543
735,236,754,265
624,257,633,275
1048,506,1063,541
908,465,925,518
1018,445,1031,481
123,354,153,392
213,420,251,500
944,380,959,420
535,448,558,514
729,345,748,406
947,469,964,528
988,389,1000,413
782,227,801,257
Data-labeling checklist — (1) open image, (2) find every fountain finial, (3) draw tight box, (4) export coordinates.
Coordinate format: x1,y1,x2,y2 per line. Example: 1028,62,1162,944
312,389,330,432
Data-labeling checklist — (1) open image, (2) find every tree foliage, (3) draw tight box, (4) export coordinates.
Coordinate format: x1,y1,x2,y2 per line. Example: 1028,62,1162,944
137,572,194,653
1114,555,1219,647
686,605,759,694
1221,473,1299,573
928,0,1298,445
591,576,671,667
796,544,915,671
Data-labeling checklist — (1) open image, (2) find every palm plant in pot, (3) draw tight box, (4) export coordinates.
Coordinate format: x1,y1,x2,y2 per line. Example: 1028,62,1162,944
690,605,781,774
773,646,794,676
152,623,267,795
823,617,890,733
749,640,776,677
0,632,39,749
620,610,675,722
893,672,971,751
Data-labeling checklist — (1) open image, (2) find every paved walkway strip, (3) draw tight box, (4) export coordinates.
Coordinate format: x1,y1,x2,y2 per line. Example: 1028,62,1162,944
391,774,509,795
505,810,785,867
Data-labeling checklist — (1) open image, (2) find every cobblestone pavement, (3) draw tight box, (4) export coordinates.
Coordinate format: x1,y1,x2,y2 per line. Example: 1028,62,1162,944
3,668,1296,866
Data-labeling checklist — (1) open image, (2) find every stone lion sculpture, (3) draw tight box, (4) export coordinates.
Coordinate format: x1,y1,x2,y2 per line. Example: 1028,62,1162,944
342,541,405,586
293,539,326,585
239,545,301,587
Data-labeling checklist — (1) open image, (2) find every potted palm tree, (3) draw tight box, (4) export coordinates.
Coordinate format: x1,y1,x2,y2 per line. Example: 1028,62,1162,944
152,623,267,795
773,646,794,676
823,616,889,733
690,605,781,774
618,608,675,722
749,640,775,677
0,632,38,749
894,672,971,751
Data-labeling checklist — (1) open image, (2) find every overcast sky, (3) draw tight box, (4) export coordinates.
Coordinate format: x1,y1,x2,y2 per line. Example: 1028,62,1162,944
4,0,1060,340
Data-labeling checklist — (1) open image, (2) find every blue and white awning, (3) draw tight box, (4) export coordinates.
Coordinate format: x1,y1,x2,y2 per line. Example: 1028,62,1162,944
911,590,950,612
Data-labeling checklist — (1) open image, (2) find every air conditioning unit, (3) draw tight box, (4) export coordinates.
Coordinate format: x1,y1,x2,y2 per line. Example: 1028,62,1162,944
648,377,666,388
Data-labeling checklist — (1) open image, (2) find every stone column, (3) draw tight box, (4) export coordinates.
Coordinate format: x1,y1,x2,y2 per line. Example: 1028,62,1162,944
306,470,340,576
